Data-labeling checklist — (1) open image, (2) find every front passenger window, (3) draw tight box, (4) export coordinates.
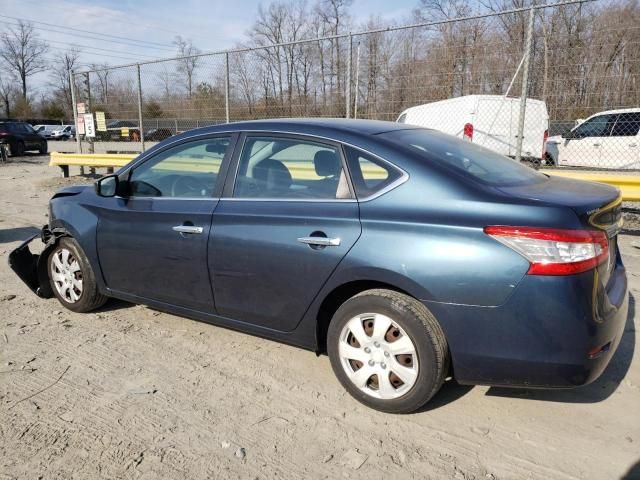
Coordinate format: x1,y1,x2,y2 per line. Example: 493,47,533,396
573,114,617,138
129,137,230,198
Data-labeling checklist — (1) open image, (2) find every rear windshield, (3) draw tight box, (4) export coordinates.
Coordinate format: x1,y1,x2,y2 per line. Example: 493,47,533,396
379,129,546,186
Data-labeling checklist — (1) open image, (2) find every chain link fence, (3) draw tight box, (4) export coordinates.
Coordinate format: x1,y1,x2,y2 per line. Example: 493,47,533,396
67,0,640,170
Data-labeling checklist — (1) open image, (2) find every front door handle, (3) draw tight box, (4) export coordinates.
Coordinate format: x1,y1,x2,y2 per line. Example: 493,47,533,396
593,143,601,147
297,236,341,247
630,143,638,148
172,225,203,234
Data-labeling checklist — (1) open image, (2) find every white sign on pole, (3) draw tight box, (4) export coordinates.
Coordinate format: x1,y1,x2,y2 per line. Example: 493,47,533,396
83,113,96,138
76,115,85,135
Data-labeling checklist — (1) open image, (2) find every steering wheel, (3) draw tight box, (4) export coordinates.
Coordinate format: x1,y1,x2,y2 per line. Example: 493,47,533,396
171,175,206,197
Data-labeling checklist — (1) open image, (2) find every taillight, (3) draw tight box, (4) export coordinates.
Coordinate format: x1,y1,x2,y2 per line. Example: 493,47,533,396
542,129,549,159
484,226,609,276
463,123,473,141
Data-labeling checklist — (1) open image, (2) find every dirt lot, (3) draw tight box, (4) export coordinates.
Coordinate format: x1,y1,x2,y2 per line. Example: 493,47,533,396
1,155,639,480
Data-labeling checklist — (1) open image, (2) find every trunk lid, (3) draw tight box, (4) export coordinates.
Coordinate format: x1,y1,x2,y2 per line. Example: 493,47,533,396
496,175,621,232
497,175,622,285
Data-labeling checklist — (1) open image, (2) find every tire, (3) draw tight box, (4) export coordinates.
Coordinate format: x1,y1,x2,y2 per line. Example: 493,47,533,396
48,237,108,313
12,141,24,157
39,142,48,154
327,289,449,413
544,153,556,167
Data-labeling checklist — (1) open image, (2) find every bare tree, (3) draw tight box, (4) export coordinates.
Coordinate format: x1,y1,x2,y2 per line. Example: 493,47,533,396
173,36,200,98
0,21,49,99
49,49,81,116
0,74,17,117
315,0,353,102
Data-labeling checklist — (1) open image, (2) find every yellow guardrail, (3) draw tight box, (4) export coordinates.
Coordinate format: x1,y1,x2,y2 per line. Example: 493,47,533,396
50,152,136,177
542,170,640,202
49,152,388,180
49,153,640,200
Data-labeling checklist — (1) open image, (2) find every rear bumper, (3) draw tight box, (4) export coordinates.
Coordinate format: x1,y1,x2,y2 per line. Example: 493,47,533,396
426,262,629,388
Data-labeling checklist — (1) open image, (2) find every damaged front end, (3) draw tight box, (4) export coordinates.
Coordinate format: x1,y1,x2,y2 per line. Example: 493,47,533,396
8,225,61,298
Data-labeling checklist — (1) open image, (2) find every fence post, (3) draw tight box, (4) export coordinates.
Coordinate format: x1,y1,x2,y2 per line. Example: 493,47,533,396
515,6,535,163
69,70,81,155
353,41,361,119
346,33,352,119
136,64,146,152
225,52,230,123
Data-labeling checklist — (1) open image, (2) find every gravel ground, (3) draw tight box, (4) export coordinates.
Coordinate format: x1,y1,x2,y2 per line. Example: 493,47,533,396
1,155,639,480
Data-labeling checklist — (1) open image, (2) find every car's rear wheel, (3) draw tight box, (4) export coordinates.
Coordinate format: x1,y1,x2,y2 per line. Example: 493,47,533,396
327,289,449,413
544,153,556,166
48,237,107,313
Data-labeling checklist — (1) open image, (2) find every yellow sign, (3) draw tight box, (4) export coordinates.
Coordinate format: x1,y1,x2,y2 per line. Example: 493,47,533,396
95,111,107,131
121,127,129,137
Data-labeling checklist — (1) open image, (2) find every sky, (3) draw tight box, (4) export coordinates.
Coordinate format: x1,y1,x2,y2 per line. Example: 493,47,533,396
0,0,417,95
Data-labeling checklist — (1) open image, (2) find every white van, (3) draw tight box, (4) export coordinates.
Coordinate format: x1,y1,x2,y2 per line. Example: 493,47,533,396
397,95,549,161
545,108,640,169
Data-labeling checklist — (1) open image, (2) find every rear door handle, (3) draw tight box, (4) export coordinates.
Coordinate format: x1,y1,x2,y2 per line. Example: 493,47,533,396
297,236,341,247
630,143,638,148
172,225,203,234
593,143,601,147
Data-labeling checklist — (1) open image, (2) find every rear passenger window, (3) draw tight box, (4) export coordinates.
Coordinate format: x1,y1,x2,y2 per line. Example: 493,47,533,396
611,113,640,137
233,136,352,200
344,147,403,198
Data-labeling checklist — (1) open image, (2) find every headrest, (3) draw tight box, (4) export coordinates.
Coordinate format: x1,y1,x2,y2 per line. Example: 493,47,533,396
314,150,341,177
254,159,292,192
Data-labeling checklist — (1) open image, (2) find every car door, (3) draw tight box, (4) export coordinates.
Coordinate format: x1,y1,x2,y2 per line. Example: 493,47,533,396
96,134,236,312
21,123,43,149
557,114,617,167
210,133,361,332
599,112,640,169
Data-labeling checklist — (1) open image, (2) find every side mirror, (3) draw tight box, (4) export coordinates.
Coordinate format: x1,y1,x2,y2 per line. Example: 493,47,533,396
562,131,576,140
95,175,119,197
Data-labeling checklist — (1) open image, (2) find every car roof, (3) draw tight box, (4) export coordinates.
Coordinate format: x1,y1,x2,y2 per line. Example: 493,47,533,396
588,107,640,116
184,118,421,137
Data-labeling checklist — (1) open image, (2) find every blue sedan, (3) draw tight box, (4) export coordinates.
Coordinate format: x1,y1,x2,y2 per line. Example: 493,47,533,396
9,119,628,413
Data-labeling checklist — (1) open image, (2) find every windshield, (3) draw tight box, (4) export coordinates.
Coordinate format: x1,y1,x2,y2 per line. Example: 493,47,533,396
379,129,546,186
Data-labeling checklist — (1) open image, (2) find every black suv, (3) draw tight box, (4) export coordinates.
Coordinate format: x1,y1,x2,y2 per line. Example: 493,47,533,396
0,121,48,156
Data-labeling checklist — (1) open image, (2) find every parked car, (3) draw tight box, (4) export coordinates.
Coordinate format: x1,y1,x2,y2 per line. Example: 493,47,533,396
33,124,61,139
97,120,141,141
9,119,627,413
397,95,549,162
50,125,76,141
545,108,640,169
145,128,173,141
0,121,48,156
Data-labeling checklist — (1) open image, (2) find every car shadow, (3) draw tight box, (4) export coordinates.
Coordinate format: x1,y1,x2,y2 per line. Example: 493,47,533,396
485,293,636,404
621,459,640,480
2,153,49,164
413,379,475,413
94,298,135,313
0,226,41,244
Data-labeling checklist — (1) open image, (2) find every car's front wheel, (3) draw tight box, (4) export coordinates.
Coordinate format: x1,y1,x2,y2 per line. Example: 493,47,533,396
12,140,24,157
48,237,108,313
327,289,449,413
